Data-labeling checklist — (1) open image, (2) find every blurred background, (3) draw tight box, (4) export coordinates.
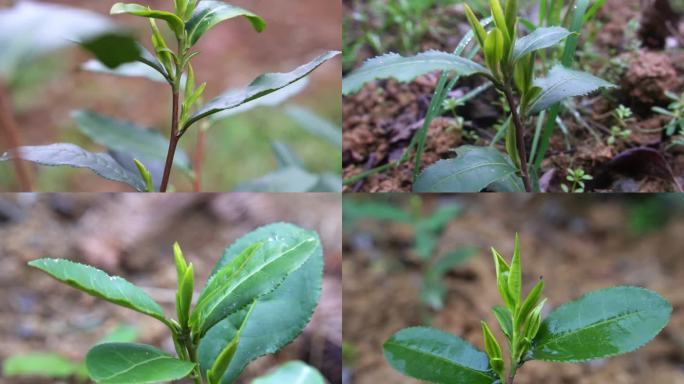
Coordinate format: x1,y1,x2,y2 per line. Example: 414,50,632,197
0,193,342,383
343,194,684,383
0,0,341,192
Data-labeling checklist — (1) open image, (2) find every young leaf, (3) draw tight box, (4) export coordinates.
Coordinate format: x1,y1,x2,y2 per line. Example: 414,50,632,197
343,51,490,95
413,146,525,192
532,286,672,362
529,65,616,114
516,279,544,328
86,343,195,383
481,321,503,361
185,51,340,130
73,110,192,173
463,5,487,48
197,223,323,383
508,234,522,306
185,0,266,45
0,143,146,191
177,263,194,328
110,3,185,38
492,306,513,339
133,159,155,192
512,27,572,62
207,332,240,384
190,227,319,336
383,327,497,384
492,248,515,310
484,28,505,77
490,0,509,41
252,361,325,384
79,32,142,69
210,78,310,121
504,0,518,38
28,258,166,323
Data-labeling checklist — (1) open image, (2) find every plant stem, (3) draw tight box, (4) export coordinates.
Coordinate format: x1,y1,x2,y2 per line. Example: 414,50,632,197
503,84,532,192
160,90,180,192
0,80,33,191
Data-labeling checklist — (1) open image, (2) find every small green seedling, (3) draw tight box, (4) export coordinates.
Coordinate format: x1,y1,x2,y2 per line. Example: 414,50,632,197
653,90,684,137
561,167,592,193
344,197,475,312
607,104,632,145
27,223,324,384
383,234,672,384
0,0,338,192
343,0,615,192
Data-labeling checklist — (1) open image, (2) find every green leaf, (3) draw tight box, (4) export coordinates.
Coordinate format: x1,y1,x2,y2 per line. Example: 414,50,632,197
529,65,616,114
419,204,462,232
492,306,513,339
28,258,166,323
234,167,320,193
185,51,339,130
86,343,195,383
413,146,525,192
80,32,141,69
342,200,414,223
463,4,487,48
383,327,497,384
484,28,505,76
0,2,116,79
210,78,309,121
272,142,303,168
508,234,522,305
73,110,192,173
185,0,266,46
512,27,572,62
532,286,672,362
133,159,154,192
3,353,82,379
251,361,325,384
110,3,185,37
285,106,342,148
517,279,544,328
343,51,490,95
81,59,167,82
190,225,319,336
0,143,146,191
198,223,323,383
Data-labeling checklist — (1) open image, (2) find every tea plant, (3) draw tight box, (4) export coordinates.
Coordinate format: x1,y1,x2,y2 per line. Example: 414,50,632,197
27,223,324,384
342,0,613,192
383,235,672,384
0,0,338,192
344,197,475,312
560,167,592,193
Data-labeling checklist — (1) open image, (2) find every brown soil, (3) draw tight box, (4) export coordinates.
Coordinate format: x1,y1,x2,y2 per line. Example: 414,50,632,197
0,194,342,384
343,195,684,384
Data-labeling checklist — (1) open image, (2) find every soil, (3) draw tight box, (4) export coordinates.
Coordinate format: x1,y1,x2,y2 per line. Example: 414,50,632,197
0,193,342,384
343,195,684,384
342,0,684,192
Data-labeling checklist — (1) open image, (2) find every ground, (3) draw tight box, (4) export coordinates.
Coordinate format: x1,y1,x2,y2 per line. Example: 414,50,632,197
343,194,684,384
0,193,342,383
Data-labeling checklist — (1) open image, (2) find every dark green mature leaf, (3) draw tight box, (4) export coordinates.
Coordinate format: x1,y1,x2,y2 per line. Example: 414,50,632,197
0,143,146,191
190,225,319,336
533,286,672,362
3,353,83,379
0,2,116,79
110,3,185,37
384,327,497,384
343,51,490,95
186,0,266,45
252,361,325,384
198,223,323,383
512,27,572,62
529,65,616,114
184,51,340,130
234,167,320,192
73,110,191,172
28,259,166,322
81,60,167,82
413,146,525,192
86,343,195,383
80,32,141,69
285,106,342,148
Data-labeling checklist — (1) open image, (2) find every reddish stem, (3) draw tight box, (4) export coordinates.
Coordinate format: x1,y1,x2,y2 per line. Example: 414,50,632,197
160,91,180,192
0,80,33,191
